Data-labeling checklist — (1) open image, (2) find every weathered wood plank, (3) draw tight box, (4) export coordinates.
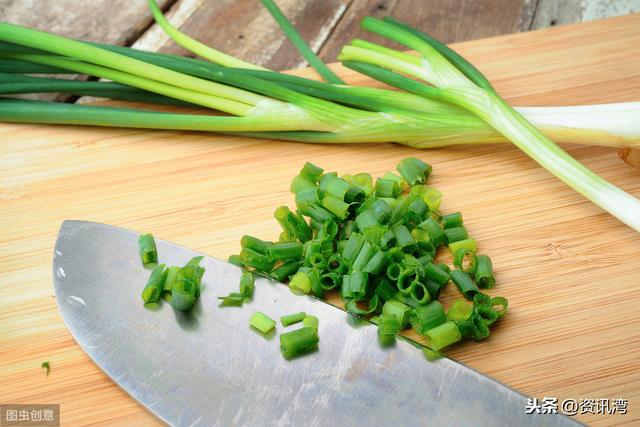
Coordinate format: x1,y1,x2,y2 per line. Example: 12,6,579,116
0,0,172,44
532,0,640,29
319,0,540,63
0,0,172,101
133,0,349,72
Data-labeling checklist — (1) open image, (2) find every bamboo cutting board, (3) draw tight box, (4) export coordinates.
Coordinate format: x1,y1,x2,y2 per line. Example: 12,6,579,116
2,14,640,426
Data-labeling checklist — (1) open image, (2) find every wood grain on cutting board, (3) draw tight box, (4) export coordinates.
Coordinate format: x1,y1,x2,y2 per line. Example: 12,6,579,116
1,13,640,427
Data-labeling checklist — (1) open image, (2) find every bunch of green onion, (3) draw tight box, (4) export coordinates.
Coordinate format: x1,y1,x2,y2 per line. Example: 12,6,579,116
228,158,508,355
0,0,638,232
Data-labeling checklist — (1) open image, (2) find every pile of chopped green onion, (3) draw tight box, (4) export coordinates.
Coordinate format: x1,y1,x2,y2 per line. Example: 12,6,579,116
138,233,204,311
229,158,508,355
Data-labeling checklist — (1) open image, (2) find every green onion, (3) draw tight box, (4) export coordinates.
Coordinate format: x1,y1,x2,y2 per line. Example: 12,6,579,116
450,270,480,301
448,238,477,258
345,294,380,316
409,280,431,305
423,263,450,286
382,298,411,329
302,315,319,332
425,321,462,351
270,259,302,282
266,241,304,261
138,233,157,265
444,226,468,244
375,178,400,198
377,313,400,346
250,311,276,334
41,361,50,376
162,266,180,302
447,299,474,321
171,257,204,311
241,235,272,254
218,292,246,307
240,248,275,273
228,254,243,267
442,212,463,229
397,267,417,295
280,327,319,359
418,217,446,247
453,248,477,275
240,270,255,298
363,250,389,275
341,271,368,300
350,241,377,272
410,301,446,334
374,280,397,302
339,17,640,232
396,157,431,185
281,311,307,326
405,198,429,225
289,271,312,295
392,225,416,253
141,263,167,304
475,255,495,289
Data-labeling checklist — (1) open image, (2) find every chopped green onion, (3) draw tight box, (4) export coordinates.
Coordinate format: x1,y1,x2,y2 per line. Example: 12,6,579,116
345,294,380,316
300,161,324,183
240,270,255,298
397,267,417,295
319,272,341,290
444,226,468,244
363,250,389,275
250,311,276,334
448,238,477,258
475,254,495,289
350,241,377,272
422,187,442,211
374,280,397,302
138,233,157,265
424,262,450,286
441,212,463,228
453,247,477,275
450,269,480,301
308,268,324,299
392,225,416,253
280,327,319,359
281,311,307,326
218,292,246,307
289,271,312,295
341,271,368,300
41,361,50,375
425,321,462,351
375,178,400,198
171,257,204,311
141,263,167,304
418,217,446,247
342,233,365,263
270,259,302,282
240,247,275,272
322,195,350,219
241,235,272,254
228,254,243,267
447,299,473,321
409,280,431,305
405,198,428,225
162,265,180,302
266,241,304,261
422,347,443,361
302,315,319,331
377,313,400,346
396,157,431,185
491,296,509,318
424,278,446,300
382,298,411,329
372,199,392,224
410,301,446,334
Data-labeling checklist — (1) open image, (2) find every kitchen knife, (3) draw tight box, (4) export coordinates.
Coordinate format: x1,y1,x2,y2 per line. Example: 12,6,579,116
53,220,580,426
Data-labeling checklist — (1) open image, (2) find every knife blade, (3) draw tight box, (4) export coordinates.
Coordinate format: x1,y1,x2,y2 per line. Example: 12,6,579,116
53,220,580,426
